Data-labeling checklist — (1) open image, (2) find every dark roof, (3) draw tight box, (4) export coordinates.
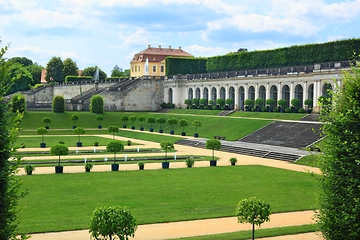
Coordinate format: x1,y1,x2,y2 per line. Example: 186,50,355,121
131,45,193,63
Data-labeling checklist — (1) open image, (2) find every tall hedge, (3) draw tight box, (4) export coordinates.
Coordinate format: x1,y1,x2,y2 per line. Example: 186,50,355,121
52,95,65,113
90,94,104,113
11,93,26,113
166,57,207,75
65,76,93,83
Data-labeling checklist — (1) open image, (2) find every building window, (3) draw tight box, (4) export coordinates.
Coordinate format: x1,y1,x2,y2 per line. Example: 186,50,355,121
131,66,133,73
161,65,164,72
153,66,156,72
138,66,141,72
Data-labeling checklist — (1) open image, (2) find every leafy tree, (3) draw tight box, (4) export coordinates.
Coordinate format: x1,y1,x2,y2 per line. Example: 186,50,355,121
43,117,52,129
255,98,264,108
8,66,33,94
266,98,275,108
191,98,200,106
81,66,107,80
90,94,104,113
106,140,124,164
0,40,28,240
208,100,214,106
160,140,174,160
200,98,208,106
89,206,137,240
147,117,156,129
192,120,201,134
244,99,253,109
167,118,178,131
129,116,137,127
52,95,65,113
304,99,313,108
235,197,271,240
50,144,69,166
73,127,85,142
71,114,79,127
138,116,146,128
316,63,360,239
184,99,191,108
111,65,122,77
9,57,33,67
37,127,48,143
121,116,129,127
96,115,104,127
157,117,166,130
107,125,119,140
45,56,63,83
216,98,225,107
25,63,43,85
62,58,78,78
290,98,301,111
206,139,221,161
225,98,233,108
179,119,188,132
277,99,288,110
11,93,26,113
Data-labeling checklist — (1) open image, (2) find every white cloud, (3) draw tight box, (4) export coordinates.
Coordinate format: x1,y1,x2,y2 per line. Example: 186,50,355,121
117,29,154,49
186,44,231,57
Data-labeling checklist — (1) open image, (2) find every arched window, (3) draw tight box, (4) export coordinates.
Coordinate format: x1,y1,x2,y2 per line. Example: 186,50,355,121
229,86,235,101
188,88,193,100
195,88,201,99
282,85,290,108
294,84,303,107
168,88,173,103
248,86,255,102
308,84,314,102
239,87,245,110
203,87,209,100
220,87,226,100
322,83,332,97
211,87,217,102
270,85,278,103
259,86,266,108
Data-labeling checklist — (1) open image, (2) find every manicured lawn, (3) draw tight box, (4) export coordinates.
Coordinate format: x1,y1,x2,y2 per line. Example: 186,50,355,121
18,111,272,141
18,165,317,234
229,111,307,120
294,154,319,167
168,109,222,115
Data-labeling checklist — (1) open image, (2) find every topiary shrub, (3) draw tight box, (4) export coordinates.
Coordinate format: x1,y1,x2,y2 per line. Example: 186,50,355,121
284,107,292,113
52,95,65,113
90,94,104,113
11,93,26,113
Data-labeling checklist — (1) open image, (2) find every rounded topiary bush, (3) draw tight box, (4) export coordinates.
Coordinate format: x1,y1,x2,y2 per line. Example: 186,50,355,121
90,94,104,113
52,95,65,113
11,93,26,113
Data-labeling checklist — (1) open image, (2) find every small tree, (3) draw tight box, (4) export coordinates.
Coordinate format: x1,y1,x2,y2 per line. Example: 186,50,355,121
206,139,221,161
121,116,129,127
37,127,48,143
50,144,69,166
147,117,156,129
266,98,275,109
106,140,124,164
96,115,104,127
179,119,188,133
192,120,201,134
157,117,166,131
216,98,225,107
74,127,85,143
52,95,65,113
304,98,313,109
255,98,264,109
138,116,146,129
43,117,52,129
225,98,233,109
71,114,79,127
11,93,26,113
129,116,137,128
235,197,271,240
160,141,174,161
200,98,208,106
89,206,138,240
167,118,178,132
277,99,287,111
108,125,119,140
290,98,301,111
191,98,200,107
90,94,104,113
184,99,191,108
244,99,253,110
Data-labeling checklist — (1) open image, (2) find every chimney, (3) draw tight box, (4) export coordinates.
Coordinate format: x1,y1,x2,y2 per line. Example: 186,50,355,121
169,46,171,49
179,46,182,50
159,45,161,49
148,44,151,48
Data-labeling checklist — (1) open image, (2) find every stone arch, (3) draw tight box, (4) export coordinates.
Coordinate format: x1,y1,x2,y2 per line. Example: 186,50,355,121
307,84,314,105
248,86,255,102
168,88,173,103
322,83,332,97
195,87,201,99
239,86,245,110
259,85,266,108
203,87,209,100
188,88,193,100
270,85,278,103
220,87,226,100
294,84,303,108
282,85,290,108
211,87,217,102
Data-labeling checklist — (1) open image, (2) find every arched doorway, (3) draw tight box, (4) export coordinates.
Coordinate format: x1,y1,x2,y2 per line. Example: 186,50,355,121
248,86,255,102
195,88,201,99
282,85,290,108
259,85,266,108
203,87,209,101
239,86,245,110
220,87,226,100
211,87,217,103
168,88,173,103
294,84,303,107
270,85,278,107
188,88,193,100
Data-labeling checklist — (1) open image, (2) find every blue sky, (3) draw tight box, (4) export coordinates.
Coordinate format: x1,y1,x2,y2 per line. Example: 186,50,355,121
1,0,360,76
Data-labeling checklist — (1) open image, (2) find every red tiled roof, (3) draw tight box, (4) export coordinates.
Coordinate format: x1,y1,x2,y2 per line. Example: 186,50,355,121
131,45,193,63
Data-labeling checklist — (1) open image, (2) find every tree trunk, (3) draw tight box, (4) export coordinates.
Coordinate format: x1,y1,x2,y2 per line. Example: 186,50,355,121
252,223,255,240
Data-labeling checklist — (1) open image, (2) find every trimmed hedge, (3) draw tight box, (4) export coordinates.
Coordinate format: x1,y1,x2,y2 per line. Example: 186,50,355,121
166,57,207,75
65,76,93,83
52,95,65,113
90,94,104,113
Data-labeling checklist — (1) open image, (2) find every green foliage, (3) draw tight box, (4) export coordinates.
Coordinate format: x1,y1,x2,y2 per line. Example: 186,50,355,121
200,98,208,106
304,99,313,108
24,164,35,175
71,114,79,126
192,98,200,106
73,127,85,142
62,58,78,78
291,98,301,110
166,57,207,75
184,99,191,107
96,115,104,126
167,118,178,131
45,56,64,83
138,116,146,127
106,140,124,164
90,94,104,114
89,206,137,240
36,127,48,143
235,197,271,240
129,116,137,126
216,98,225,107
266,98,275,107
225,98,233,106
316,63,360,239
107,125,119,140
192,120,201,134
244,99,253,108
11,93,26,113
52,95,65,113
25,63,43,85
156,117,166,130
179,119,188,132
255,98,264,107
50,144,69,166
121,116,129,126
185,157,195,167
229,157,237,164
81,66,107,80
7,66,33,94
160,140,174,160
147,117,156,129
206,139,221,160
277,99,287,109
64,76,92,83
42,117,52,127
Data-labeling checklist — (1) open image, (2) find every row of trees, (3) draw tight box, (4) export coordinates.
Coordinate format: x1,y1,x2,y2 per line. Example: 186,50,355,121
184,98,234,110
244,98,313,113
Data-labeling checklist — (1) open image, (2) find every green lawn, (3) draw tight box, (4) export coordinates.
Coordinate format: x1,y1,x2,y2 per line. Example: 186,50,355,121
294,154,319,167
229,111,307,120
168,109,222,115
17,111,273,141
18,165,317,234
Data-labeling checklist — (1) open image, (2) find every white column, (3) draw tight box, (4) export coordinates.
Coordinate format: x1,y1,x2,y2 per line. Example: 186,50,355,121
244,84,248,100
290,82,294,101
277,83,282,101
303,81,307,106
255,83,259,100
266,83,270,100
234,84,239,110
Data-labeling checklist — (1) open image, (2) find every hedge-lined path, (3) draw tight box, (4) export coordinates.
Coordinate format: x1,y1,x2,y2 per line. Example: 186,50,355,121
16,133,322,239
28,211,321,240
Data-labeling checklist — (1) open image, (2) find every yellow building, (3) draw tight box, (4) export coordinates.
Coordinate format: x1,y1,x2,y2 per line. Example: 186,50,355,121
130,45,193,78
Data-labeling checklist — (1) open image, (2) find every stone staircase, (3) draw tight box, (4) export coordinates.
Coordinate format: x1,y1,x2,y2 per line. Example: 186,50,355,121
70,87,105,103
239,121,322,148
301,114,320,122
176,139,301,162
218,110,235,116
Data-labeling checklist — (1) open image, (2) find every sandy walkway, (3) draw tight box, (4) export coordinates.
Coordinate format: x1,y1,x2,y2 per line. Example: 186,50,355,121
17,134,322,239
